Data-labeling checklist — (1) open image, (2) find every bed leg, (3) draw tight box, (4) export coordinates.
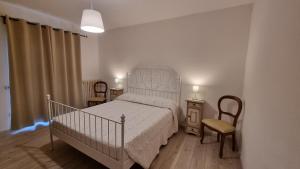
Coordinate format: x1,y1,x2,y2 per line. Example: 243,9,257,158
121,114,126,168
49,127,54,151
47,94,54,151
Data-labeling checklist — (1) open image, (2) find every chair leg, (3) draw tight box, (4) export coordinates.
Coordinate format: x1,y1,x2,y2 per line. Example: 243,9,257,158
217,133,220,142
200,124,205,144
232,132,236,151
219,134,225,158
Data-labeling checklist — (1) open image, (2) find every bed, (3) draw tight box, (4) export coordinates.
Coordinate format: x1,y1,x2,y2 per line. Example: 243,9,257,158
46,66,181,169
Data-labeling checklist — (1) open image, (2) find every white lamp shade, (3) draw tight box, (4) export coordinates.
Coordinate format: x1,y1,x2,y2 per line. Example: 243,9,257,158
81,9,104,33
115,78,120,83
192,85,199,92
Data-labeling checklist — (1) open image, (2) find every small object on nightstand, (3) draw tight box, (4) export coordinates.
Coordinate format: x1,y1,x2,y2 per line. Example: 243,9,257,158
110,88,124,101
185,99,205,136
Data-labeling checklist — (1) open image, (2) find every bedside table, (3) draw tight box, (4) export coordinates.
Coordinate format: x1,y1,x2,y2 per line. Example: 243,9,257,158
185,99,205,136
110,88,124,101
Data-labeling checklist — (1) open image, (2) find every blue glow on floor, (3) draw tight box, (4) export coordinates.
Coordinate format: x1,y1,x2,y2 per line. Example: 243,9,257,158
11,121,49,135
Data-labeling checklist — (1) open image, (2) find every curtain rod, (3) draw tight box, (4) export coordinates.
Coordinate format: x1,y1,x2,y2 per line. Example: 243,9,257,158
1,15,88,38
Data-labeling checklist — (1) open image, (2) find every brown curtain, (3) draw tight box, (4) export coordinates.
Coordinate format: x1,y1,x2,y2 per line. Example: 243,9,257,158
50,29,83,108
6,17,83,130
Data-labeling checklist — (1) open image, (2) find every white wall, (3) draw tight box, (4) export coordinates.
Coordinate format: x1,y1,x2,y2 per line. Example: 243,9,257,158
99,5,252,124
0,1,78,32
242,0,300,169
0,1,101,130
81,35,103,80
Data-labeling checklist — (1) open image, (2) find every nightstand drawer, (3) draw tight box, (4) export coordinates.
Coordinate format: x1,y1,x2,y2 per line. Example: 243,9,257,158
188,102,202,108
186,126,200,135
110,88,124,100
111,90,121,95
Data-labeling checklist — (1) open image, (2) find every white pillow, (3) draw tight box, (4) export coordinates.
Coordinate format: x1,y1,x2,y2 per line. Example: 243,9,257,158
116,93,176,110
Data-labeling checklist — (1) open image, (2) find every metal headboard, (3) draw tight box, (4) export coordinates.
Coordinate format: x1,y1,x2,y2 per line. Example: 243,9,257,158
126,66,181,106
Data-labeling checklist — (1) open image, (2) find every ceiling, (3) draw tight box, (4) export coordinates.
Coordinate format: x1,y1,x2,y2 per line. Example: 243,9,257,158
1,0,253,30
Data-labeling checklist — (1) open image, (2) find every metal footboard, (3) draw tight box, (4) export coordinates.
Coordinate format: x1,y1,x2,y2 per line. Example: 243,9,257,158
46,94,126,167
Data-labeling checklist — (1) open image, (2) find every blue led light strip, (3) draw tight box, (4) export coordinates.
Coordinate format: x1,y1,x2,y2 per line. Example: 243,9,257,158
11,121,49,135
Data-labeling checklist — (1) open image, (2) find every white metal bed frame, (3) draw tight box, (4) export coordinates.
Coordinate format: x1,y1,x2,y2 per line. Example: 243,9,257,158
126,66,181,105
47,66,181,169
47,96,130,169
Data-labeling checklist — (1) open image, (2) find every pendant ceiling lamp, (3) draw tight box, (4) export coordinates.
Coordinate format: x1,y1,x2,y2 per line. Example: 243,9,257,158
81,0,104,33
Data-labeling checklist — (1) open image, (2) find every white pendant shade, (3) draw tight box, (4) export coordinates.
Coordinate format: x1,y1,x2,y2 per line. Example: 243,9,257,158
81,9,104,33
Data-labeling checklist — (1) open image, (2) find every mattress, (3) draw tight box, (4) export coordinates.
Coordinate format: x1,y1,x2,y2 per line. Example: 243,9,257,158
52,96,178,168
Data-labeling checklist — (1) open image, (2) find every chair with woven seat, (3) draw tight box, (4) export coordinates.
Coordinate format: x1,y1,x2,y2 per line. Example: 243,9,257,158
200,95,243,158
87,81,108,107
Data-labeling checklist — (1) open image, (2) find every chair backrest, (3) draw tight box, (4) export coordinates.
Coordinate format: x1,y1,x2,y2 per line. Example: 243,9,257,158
94,81,108,98
218,95,243,127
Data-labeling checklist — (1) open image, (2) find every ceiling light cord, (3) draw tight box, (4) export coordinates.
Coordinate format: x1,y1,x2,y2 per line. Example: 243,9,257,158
90,0,93,9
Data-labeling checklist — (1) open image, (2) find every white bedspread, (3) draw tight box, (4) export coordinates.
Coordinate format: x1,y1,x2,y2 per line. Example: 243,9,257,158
53,95,178,168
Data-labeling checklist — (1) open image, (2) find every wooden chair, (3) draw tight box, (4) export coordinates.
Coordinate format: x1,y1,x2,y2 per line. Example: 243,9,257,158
87,81,108,107
200,95,243,158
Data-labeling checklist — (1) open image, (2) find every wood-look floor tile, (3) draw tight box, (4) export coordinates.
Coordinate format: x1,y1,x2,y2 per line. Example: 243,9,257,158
0,127,242,169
